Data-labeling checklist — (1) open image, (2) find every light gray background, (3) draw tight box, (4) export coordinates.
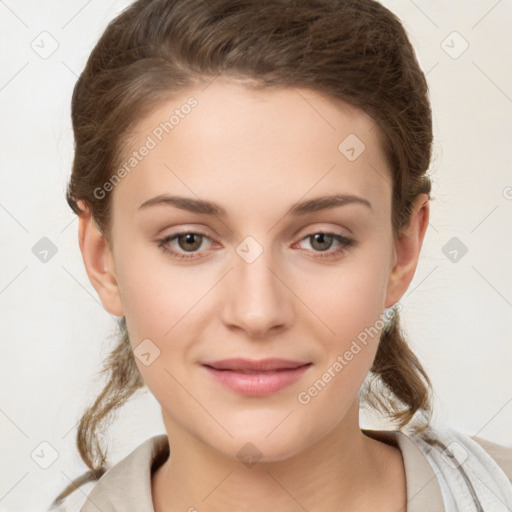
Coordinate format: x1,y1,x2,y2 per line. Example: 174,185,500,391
1,1,511,510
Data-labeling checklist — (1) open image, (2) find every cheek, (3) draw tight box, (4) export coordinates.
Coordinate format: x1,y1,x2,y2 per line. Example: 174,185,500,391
308,250,390,336
300,249,391,393
295,267,388,424
113,238,205,333
112,242,213,382
115,257,200,404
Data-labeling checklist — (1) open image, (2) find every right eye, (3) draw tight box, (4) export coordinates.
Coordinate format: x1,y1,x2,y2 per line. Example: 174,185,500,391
156,231,216,261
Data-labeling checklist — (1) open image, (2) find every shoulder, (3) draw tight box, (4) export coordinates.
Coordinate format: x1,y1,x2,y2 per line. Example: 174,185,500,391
406,422,512,485
398,423,512,510
471,435,512,483
48,434,169,512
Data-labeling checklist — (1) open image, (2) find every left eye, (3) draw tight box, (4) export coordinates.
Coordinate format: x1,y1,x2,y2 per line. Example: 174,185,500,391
294,232,354,259
156,230,354,261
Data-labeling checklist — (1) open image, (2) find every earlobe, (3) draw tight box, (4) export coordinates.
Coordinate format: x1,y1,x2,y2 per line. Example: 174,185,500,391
384,194,430,309
77,200,124,317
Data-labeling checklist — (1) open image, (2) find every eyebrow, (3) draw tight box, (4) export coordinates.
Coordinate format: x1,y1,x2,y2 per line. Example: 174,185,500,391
138,193,373,216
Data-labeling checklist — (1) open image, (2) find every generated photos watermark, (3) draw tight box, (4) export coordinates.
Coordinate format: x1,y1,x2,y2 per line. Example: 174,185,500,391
297,302,403,405
93,96,198,200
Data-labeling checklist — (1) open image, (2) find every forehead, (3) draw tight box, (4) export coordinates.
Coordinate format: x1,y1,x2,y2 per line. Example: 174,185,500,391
111,77,391,220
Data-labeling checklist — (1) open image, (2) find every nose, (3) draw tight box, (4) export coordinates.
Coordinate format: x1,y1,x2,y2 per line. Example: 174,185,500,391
220,242,294,339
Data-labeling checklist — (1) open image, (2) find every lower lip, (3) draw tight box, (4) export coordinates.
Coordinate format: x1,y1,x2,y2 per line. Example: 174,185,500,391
202,364,312,396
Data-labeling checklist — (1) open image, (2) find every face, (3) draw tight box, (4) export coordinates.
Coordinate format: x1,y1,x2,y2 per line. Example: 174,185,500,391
84,77,426,462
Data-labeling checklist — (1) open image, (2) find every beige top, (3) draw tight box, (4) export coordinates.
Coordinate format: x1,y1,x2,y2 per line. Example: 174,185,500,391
76,429,512,512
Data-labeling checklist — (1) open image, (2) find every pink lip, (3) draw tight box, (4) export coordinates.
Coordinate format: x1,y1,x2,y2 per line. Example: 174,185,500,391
202,357,310,371
201,358,312,396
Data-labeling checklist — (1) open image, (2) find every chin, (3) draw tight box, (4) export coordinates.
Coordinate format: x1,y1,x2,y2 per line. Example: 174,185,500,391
213,426,315,465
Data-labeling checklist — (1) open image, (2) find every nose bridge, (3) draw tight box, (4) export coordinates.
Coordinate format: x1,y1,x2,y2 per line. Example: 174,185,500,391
222,234,292,335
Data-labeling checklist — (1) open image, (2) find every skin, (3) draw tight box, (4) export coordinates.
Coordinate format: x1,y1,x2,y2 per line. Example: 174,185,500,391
78,77,429,512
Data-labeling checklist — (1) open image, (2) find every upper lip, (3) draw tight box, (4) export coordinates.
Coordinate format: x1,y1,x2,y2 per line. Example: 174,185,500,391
202,358,311,372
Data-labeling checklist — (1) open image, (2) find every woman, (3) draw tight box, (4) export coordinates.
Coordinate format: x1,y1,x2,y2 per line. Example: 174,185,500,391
50,0,512,511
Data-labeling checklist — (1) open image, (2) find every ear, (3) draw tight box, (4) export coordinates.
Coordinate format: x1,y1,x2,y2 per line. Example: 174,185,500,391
77,200,124,317
384,194,430,308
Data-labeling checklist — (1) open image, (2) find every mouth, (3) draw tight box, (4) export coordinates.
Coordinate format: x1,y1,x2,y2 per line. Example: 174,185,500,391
205,368,305,374
201,359,313,396
201,357,312,372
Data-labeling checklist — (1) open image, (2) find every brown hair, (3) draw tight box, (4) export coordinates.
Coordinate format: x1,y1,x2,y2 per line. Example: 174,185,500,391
52,0,434,506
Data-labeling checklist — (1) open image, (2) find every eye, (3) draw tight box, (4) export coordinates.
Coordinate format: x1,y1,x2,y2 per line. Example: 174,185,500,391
156,231,215,261
294,232,354,260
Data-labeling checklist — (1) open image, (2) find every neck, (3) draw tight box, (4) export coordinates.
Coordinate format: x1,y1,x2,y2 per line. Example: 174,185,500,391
151,404,407,512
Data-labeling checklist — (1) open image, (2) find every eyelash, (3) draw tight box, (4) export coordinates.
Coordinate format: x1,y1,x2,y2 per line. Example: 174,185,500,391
156,230,354,261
